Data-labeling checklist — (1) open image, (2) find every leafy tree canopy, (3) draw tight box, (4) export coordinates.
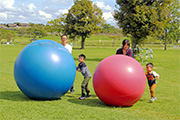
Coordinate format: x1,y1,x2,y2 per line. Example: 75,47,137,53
65,0,104,49
114,0,173,47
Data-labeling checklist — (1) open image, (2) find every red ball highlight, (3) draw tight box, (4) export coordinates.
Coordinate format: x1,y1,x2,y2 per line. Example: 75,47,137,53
93,55,146,107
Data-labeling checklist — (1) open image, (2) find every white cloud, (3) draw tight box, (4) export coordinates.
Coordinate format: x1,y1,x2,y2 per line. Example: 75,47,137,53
59,9,68,14
55,9,68,15
94,1,113,11
94,1,104,8
103,12,113,19
19,15,26,19
0,12,7,20
28,3,36,12
43,0,73,7
38,10,52,18
93,1,115,25
105,5,113,11
0,0,116,26
102,12,117,26
0,0,14,9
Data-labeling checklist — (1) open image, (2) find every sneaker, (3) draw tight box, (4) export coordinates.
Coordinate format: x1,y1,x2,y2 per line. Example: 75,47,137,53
150,98,154,102
85,95,91,98
153,97,157,101
150,97,157,102
79,96,85,100
70,89,74,94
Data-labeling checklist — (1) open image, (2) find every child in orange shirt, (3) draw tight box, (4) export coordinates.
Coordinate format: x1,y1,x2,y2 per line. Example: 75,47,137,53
146,63,160,102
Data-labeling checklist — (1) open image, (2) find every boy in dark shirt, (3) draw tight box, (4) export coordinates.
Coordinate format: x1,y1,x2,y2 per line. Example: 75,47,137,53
146,63,160,102
76,54,92,100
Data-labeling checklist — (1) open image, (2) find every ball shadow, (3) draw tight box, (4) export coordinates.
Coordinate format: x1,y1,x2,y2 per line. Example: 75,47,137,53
0,91,61,101
67,94,133,108
138,99,146,101
0,91,30,101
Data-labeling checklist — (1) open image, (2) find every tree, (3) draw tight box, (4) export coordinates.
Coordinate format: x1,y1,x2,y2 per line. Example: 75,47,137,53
26,28,47,38
65,0,104,49
47,16,66,36
29,22,36,27
17,28,27,37
160,0,180,50
114,0,172,48
102,24,120,34
0,29,15,43
176,29,180,43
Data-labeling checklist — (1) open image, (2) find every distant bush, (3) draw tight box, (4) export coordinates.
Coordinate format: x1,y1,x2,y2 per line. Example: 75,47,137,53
0,28,16,44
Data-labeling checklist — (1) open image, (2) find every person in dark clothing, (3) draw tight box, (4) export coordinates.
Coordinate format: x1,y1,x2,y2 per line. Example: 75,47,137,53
76,54,92,100
116,39,133,57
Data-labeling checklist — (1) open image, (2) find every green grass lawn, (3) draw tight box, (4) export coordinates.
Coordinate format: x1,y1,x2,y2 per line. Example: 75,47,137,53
0,37,180,120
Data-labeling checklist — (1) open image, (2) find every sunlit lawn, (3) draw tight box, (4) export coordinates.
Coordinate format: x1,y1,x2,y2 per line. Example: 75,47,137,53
0,36,180,119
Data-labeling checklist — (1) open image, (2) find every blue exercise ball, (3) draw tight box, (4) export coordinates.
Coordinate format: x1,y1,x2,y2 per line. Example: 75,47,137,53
14,40,76,100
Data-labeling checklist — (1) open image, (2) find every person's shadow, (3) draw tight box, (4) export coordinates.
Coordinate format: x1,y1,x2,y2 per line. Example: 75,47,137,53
67,96,109,108
66,94,133,108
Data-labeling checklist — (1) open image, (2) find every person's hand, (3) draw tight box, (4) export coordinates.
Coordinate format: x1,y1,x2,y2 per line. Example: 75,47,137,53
156,76,159,79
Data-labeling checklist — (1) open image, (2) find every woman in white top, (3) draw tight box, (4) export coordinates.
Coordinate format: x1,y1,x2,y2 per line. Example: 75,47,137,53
61,35,74,93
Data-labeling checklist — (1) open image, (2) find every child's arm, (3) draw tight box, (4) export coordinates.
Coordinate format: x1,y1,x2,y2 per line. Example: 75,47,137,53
127,49,133,57
76,66,81,72
153,71,160,79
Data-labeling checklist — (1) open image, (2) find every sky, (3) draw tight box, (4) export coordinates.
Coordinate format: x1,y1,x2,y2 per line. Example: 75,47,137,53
0,0,117,26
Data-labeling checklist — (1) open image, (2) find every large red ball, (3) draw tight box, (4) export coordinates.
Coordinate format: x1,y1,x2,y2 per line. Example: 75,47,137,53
93,55,146,107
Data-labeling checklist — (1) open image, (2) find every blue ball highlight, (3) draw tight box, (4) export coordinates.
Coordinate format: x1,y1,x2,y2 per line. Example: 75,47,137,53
14,40,76,100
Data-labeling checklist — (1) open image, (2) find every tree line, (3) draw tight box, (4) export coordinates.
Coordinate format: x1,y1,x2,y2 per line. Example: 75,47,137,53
1,0,180,50
47,0,180,49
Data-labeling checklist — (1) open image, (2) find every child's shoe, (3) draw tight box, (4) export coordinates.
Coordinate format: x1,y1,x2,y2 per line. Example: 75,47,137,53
70,89,75,94
150,97,157,102
79,96,85,100
153,97,157,101
85,95,91,98
150,97,154,102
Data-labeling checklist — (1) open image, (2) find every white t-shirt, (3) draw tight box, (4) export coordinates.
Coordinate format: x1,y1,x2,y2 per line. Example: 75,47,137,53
65,43,72,54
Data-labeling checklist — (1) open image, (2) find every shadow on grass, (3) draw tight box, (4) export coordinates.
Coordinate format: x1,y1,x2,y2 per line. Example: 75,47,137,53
74,57,103,62
139,99,146,101
0,91,30,101
0,91,62,101
72,48,82,50
67,94,133,108
67,98,108,108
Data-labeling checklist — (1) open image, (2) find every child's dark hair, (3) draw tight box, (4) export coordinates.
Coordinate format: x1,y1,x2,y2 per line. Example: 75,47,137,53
146,63,153,68
79,54,86,60
122,39,130,47
61,34,67,39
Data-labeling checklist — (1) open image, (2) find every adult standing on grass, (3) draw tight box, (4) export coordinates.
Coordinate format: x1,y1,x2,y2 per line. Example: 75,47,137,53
61,35,72,54
116,39,133,57
61,34,74,94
